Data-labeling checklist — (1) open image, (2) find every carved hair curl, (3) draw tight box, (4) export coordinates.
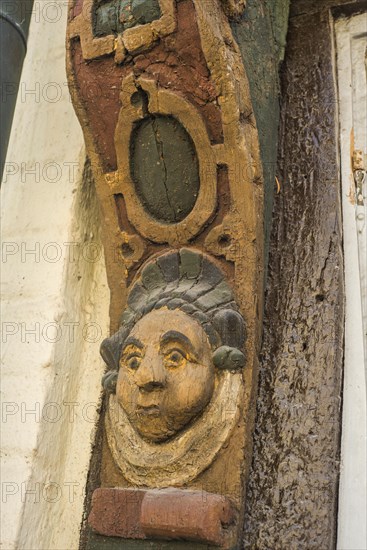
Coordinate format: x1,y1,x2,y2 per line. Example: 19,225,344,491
101,249,246,392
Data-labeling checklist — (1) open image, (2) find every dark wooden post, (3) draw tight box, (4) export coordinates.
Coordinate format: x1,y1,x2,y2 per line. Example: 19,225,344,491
66,1,289,548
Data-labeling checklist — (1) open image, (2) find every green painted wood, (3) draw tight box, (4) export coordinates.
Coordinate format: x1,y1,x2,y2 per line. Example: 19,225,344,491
179,249,202,279
87,531,211,550
93,0,161,37
231,0,290,262
87,530,239,550
131,0,161,24
130,115,200,224
243,6,344,547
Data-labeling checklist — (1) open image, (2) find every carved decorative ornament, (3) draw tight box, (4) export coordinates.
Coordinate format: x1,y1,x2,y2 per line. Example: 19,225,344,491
66,0,262,547
69,0,176,62
102,249,245,486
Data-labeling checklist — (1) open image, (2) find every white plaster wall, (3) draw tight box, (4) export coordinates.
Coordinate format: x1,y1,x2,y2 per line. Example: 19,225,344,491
0,2,110,548
335,12,367,550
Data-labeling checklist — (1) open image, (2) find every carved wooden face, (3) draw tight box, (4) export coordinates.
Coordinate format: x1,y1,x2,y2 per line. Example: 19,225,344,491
116,308,215,443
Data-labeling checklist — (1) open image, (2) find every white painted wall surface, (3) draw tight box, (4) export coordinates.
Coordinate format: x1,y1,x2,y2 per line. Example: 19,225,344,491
0,2,110,548
335,12,367,550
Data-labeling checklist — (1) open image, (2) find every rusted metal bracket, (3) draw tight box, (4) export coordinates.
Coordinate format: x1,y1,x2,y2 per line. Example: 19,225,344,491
352,149,366,206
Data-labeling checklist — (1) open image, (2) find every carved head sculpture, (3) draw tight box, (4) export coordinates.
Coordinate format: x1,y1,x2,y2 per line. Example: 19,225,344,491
101,249,246,485
112,308,216,442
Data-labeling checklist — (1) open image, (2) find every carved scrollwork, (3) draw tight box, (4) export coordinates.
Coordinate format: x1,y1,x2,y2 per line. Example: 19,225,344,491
205,216,239,262
68,0,176,62
119,231,146,269
114,76,217,244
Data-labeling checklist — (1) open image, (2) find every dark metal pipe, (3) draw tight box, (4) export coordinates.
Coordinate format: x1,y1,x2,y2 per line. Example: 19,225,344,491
1,0,34,182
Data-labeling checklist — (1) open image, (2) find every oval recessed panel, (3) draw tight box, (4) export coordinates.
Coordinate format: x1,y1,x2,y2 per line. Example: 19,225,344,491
130,115,200,224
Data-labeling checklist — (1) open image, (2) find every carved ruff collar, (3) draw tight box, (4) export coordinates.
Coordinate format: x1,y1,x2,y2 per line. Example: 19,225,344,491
106,371,243,487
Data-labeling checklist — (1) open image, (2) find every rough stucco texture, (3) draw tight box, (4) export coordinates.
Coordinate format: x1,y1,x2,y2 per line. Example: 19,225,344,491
243,8,344,550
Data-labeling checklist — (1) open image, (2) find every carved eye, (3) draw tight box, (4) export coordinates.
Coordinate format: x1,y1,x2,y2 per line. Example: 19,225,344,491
164,349,186,368
124,355,142,370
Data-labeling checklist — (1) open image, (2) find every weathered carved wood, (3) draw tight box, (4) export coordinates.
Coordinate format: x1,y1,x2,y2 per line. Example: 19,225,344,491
67,1,265,548
243,6,345,548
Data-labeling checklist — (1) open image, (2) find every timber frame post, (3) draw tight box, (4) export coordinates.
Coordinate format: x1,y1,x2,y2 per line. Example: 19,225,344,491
66,1,264,548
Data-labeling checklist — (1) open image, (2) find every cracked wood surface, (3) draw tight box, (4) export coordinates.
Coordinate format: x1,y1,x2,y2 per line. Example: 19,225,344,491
66,1,291,548
243,6,344,549
130,114,200,223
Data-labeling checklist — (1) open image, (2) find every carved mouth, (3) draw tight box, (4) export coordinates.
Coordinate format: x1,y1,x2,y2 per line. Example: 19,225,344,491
136,405,160,417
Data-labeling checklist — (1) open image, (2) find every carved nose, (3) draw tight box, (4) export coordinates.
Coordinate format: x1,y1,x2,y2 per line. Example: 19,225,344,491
136,357,166,392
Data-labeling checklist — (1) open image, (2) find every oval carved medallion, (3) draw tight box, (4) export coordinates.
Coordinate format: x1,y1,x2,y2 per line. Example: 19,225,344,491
130,115,200,223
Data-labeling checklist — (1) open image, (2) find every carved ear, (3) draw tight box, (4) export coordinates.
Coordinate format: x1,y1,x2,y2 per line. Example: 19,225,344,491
213,346,245,370
100,338,119,393
100,337,119,371
213,309,245,349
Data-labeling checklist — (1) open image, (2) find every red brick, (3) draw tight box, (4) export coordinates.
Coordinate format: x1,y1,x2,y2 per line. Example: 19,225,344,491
88,488,146,539
141,488,236,546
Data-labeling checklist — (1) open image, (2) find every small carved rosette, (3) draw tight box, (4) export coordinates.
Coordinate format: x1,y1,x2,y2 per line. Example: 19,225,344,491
66,0,263,547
